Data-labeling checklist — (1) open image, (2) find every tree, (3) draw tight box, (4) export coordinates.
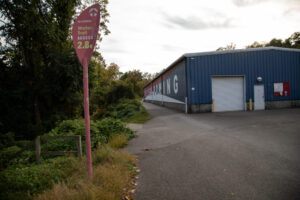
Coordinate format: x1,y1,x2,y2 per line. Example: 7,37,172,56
246,41,265,48
106,81,135,104
120,70,144,97
216,43,236,51
0,0,110,138
265,39,283,47
246,32,300,49
142,72,153,81
284,32,300,49
107,63,121,80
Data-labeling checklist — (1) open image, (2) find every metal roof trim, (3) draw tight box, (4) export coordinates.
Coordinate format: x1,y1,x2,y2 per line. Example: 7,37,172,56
184,47,300,58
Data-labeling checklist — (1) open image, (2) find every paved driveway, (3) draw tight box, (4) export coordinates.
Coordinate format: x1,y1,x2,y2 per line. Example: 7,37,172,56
125,103,300,200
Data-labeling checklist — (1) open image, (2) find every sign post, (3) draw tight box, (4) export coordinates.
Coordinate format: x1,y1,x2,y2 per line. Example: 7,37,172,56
72,4,100,182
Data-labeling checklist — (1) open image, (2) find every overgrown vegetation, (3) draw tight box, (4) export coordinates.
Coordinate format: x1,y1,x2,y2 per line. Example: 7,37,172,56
0,0,152,141
42,118,134,153
0,1,149,199
0,119,138,200
93,99,150,123
0,144,138,200
35,145,137,200
108,134,128,149
0,157,80,200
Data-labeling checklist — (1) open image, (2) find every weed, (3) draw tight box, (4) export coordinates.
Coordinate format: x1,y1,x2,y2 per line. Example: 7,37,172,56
0,156,80,200
35,145,137,200
0,115,138,199
108,134,128,149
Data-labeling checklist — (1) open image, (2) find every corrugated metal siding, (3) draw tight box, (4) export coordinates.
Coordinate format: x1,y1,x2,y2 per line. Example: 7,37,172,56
162,60,186,102
144,83,152,98
187,49,300,104
143,60,187,103
153,76,162,94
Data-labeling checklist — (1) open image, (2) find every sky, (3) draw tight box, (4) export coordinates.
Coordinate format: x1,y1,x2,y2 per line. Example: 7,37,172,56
99,0,300,74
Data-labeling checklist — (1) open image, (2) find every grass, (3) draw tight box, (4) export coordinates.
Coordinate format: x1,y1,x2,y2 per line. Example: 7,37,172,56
0,115,141,199
0,156,82,200
125,107,151,124
34,143,138,200
0,117,137,200
108,134,128,149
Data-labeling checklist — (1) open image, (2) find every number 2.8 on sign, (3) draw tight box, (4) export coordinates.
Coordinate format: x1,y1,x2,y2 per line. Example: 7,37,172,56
77,41,93,49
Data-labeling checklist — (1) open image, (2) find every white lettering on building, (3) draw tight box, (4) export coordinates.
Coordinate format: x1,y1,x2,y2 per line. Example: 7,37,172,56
167,79,171,94
174,75,178,94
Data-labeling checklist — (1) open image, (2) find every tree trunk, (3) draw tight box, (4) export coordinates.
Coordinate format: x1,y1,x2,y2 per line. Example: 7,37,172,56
34,95,41,125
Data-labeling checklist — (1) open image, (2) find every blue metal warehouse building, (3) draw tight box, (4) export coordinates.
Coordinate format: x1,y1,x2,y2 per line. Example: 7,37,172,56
143,47,300,113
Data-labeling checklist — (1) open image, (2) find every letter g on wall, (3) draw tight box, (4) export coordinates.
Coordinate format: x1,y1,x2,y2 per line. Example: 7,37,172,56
173,75,178,94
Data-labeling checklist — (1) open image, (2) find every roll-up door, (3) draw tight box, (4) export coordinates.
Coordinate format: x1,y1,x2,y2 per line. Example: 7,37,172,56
212,76,245,112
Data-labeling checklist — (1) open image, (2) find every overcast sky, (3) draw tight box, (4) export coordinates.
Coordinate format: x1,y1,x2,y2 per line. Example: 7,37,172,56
99,0,300,74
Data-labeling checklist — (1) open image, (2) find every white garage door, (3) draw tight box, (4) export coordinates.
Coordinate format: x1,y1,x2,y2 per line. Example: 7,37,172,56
212,76,245,112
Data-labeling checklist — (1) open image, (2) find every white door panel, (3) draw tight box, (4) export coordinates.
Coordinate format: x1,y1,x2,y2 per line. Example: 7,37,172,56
212,77,244,112
254,85,265,110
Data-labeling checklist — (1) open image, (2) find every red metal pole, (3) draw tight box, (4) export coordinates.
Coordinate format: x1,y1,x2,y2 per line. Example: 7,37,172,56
83,58,93,182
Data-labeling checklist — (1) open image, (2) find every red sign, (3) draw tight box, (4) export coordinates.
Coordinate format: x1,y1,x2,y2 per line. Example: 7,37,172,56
72,4,100,182
72,4,100,66
274,82,290,97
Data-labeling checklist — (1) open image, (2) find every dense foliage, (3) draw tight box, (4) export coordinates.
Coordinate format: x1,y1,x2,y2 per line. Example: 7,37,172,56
0,0,112,140
42,117,134,154
93,99,143,120
247,32,300,49
0,117,135,200
0,0,82,139
0,1,149,199
0,157,79,200
0,2,150,198
0,0,151,141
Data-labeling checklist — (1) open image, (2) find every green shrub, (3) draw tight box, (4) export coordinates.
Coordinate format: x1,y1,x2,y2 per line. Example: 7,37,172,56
113,99,141,119
95,118,134,142
92,107,106,120
41,119,102,153
94,98,145,122
0,146,21,169
41,118,133,154
106,82,135,105
0,132,16,150
0,156,80,200
9,150,35,167
0,117,135,199
0,139,35,169
15,140,33,149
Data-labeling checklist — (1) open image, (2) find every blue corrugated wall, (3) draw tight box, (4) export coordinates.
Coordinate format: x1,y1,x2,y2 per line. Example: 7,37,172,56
186,49,300,105
162,60,186,102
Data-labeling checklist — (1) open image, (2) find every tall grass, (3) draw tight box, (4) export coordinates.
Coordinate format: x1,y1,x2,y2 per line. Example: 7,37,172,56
35,144,137,200
108,134,128,149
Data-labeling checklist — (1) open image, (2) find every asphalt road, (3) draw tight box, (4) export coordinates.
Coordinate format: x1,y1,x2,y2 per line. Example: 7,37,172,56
125,103,300,200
